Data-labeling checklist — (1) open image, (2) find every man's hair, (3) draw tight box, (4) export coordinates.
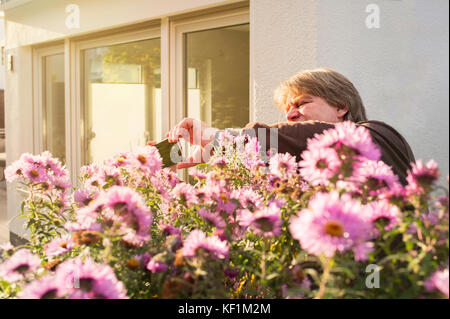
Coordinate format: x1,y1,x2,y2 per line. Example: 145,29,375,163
273,68,368,122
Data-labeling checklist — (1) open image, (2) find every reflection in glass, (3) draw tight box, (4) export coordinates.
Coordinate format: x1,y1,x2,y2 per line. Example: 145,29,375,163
186,24,249,130
83,38,161,165
42,53,65,163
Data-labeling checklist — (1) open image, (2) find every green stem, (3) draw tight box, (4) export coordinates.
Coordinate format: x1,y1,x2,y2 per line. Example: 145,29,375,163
317,257,333,299
260,238,268,285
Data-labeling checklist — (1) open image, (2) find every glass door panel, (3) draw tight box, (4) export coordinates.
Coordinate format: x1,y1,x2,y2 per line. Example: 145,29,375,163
83,38,161,165
185,24,249,129
42,53,66,163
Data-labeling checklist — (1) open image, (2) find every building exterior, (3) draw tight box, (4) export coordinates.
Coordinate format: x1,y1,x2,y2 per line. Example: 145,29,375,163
1,0,449,240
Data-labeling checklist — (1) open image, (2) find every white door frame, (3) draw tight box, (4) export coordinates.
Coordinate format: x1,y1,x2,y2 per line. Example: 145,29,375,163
32,44,65,160
169,8,249,179
169,7,250,128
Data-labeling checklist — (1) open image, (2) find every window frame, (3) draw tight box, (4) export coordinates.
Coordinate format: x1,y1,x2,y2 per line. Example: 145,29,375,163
32,44,66,161
169,7,250,128
169,8,249,180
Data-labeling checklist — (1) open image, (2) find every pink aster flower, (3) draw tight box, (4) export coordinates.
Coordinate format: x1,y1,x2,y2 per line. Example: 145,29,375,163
353,160,401,195
4,160,25,182
190,168,207,180
215,192,237,214
80,163,100,179
65,202,103,232
363,200,401,232
131,145,163,175
20,275,66,299
289,191,374,260
231,188,264,211
50,175,72,192
406,159,440,195
299,147,341,186
159,223,181,236
0,249,41,282
44,235,76,258
248,203,282,237
84,176,103,189
198,208,227,228
23,164,49,183
0,242,14,255
213,228,228,241
5,152,63,184
56,257,128,299
73,188,99,207
250,160,268,175
146,259,167,273
308,121,381,161
269,152,298,178
101,166,124,187
171,182,198,206
99,186,153,246
378,184,406,203
104,152,132,168
237,208,254,228
243,136,262,169
156,168,180,188
40,151,69,178
421,209,445,226
135,253,152,269
437,195,449,211
212,157,228,169
182,229,229,259
424,267,449,298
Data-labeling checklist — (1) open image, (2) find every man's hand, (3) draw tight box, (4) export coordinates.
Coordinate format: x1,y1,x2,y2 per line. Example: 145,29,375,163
175,145,212,169
167,118,219,169
167,118,218,147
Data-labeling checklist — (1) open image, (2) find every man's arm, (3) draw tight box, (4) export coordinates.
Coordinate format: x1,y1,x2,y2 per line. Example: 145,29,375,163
236,120,336,162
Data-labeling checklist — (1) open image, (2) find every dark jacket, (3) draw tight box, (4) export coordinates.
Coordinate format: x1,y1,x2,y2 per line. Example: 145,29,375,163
236,120,415,186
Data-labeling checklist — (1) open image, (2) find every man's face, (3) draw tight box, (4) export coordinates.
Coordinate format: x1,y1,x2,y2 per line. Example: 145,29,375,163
285,94,347,123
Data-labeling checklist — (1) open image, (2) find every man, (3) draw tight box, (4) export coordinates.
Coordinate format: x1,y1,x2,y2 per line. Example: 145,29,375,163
167,68,415,185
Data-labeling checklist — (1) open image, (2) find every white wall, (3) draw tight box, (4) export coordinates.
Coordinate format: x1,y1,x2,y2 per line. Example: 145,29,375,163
251,0,449,183
316,0,449,184
250,0,318,124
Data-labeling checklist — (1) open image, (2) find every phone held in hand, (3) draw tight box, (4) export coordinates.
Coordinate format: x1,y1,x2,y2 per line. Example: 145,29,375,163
154,139,183,168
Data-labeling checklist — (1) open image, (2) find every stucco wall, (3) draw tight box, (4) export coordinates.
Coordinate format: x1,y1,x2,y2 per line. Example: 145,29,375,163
251,0,449,183
316,0,449,184
250,0,318,124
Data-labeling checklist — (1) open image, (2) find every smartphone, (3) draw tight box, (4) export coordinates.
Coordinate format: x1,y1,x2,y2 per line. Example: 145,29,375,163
154,139,183,168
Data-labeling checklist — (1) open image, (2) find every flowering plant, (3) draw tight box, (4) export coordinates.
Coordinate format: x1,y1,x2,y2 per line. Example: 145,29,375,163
0,122,448,299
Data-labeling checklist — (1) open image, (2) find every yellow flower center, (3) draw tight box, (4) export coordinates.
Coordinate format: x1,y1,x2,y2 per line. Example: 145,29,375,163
30,169,40,178
219,193,228,203
126,259,140,270
324,220,344,237
137,154,147,164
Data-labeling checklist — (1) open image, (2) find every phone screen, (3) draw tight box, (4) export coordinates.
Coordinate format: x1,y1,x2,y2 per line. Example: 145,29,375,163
154,139,183,168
